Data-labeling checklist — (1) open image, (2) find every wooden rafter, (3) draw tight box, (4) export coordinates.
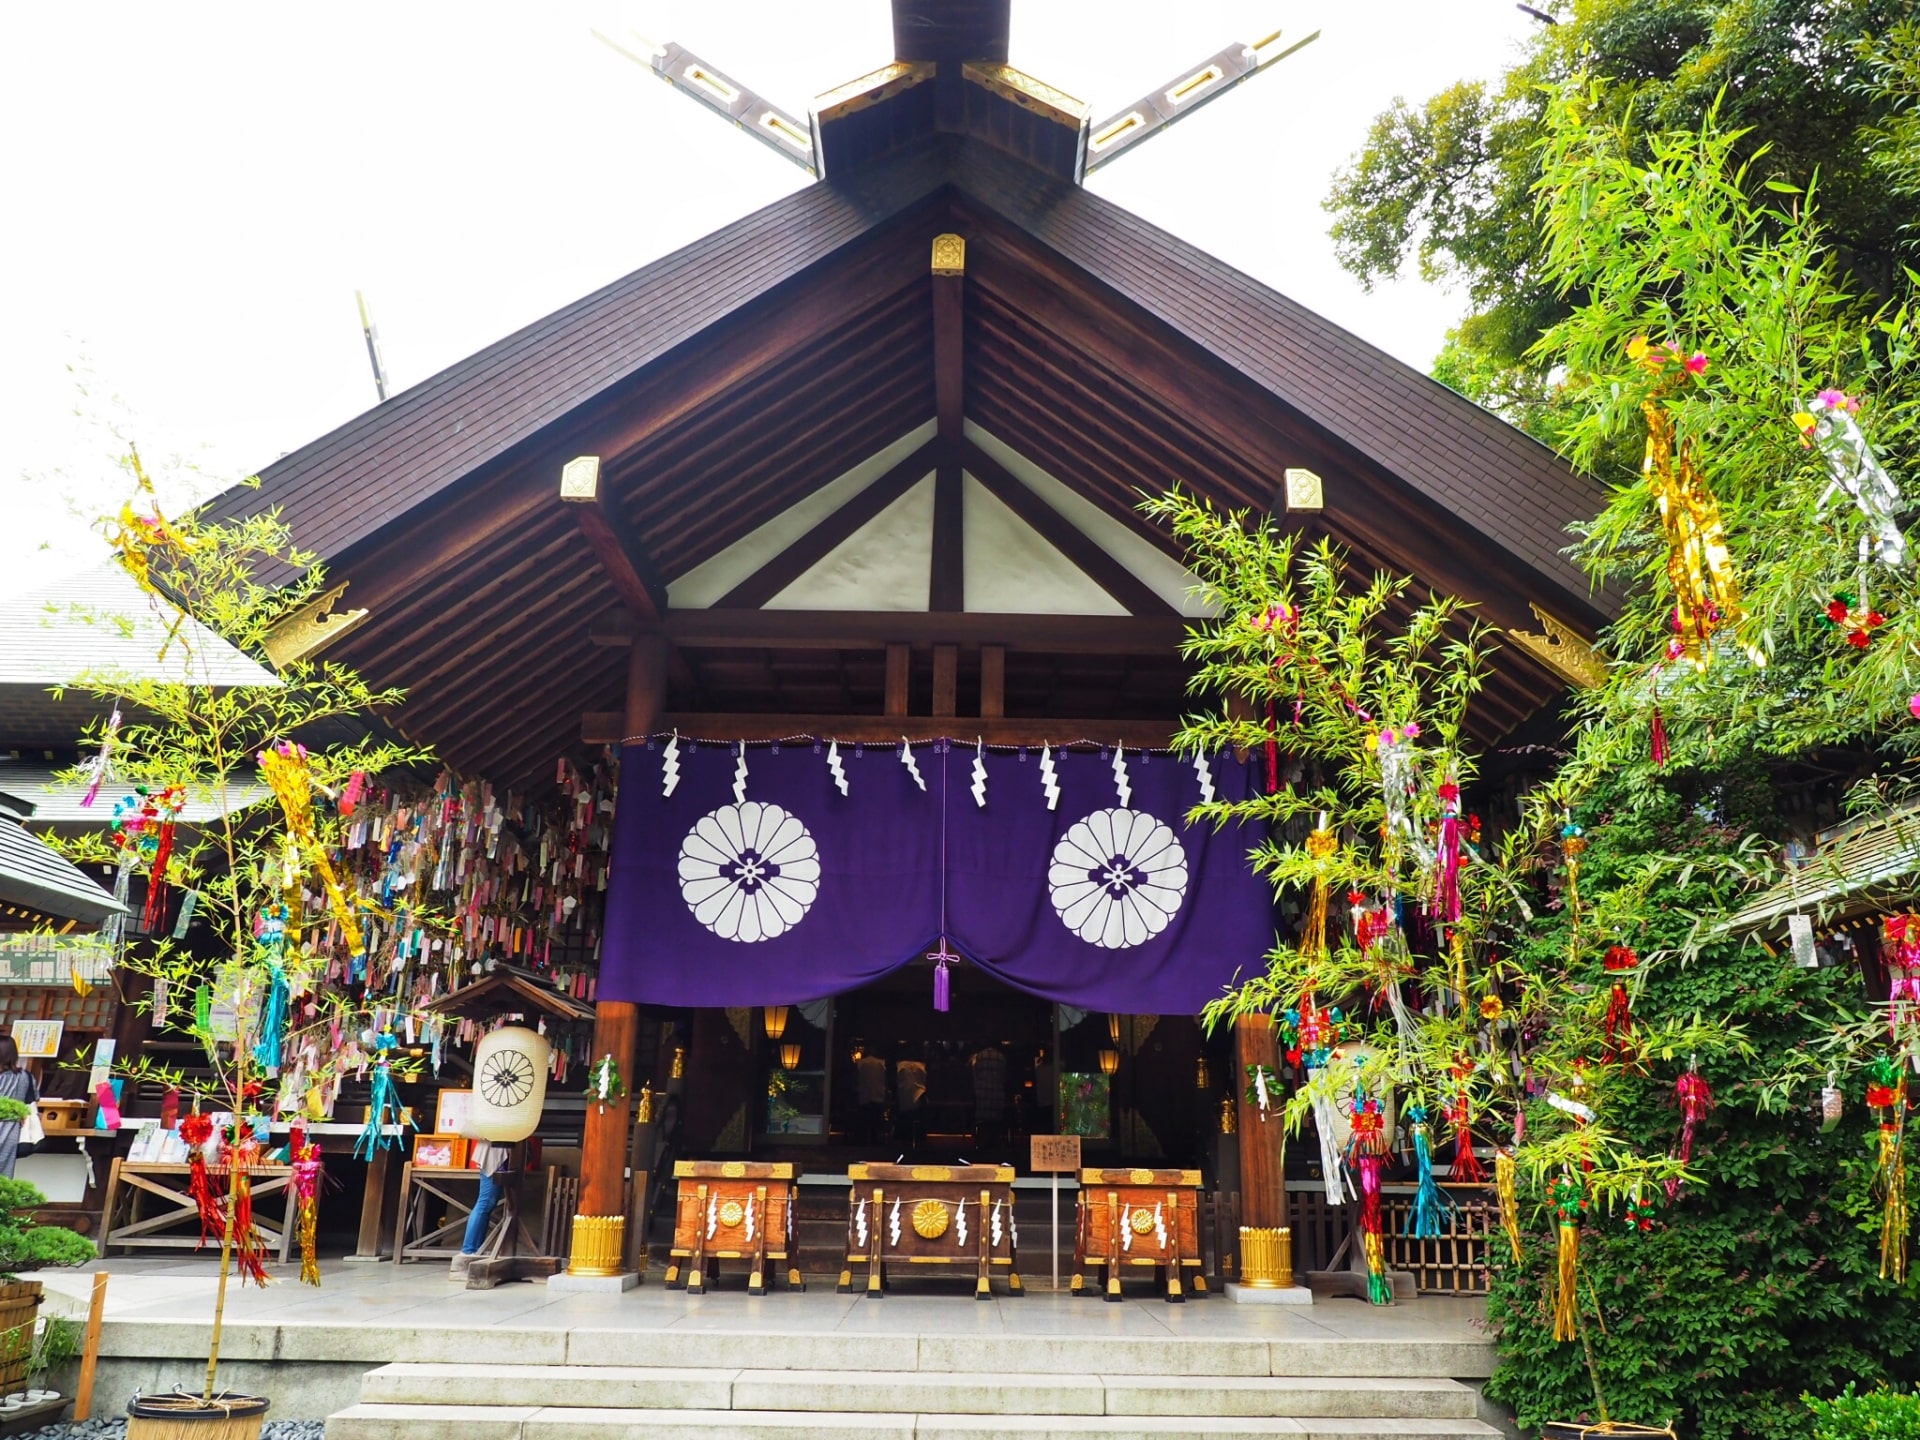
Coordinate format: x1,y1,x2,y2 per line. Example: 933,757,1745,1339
960,439,1174,617
930,233,967,612
560,457,667,622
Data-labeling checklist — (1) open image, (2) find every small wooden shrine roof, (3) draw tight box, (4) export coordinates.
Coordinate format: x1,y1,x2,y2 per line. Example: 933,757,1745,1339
203,18,1613,783
422,965,597,1023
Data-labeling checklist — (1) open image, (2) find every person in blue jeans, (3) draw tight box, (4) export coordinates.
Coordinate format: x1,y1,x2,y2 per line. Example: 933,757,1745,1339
451,1139,513,1278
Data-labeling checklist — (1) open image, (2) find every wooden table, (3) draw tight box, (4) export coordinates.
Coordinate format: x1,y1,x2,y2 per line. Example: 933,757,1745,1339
100,1159,294,1264
1074,1167,1205,1302
665,1160,802,1296
839,1163,1022,1300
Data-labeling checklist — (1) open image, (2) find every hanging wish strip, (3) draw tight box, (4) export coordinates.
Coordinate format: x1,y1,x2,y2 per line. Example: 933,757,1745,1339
1795,389,1906,567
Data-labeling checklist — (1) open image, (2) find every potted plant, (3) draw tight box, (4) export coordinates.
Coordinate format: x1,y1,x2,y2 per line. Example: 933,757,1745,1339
0,1130,96,1402
48,454,431,1437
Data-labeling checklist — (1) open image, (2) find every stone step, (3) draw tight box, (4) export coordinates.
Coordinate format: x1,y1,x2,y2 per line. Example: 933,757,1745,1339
327,1402,1504,1440
360,1364,1481,1419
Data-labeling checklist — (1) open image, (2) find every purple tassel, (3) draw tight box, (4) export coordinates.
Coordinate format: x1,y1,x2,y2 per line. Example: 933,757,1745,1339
933,956,950,1012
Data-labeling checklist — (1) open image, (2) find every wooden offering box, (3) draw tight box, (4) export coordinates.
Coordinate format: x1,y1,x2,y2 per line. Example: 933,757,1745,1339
665,1160,803,1295
839,1162,1023,1300
1074,1167,1205,1302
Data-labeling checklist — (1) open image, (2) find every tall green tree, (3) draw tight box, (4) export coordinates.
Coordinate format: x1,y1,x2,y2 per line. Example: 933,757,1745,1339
1327,0,1917,411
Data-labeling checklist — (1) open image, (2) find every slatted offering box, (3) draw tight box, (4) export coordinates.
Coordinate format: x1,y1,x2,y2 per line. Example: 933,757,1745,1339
840,1162,1023,1300
665,1159,802,1295
1074,1167,1205,1302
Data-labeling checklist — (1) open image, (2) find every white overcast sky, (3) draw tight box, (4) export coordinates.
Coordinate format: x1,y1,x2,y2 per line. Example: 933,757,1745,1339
0,1,1540,599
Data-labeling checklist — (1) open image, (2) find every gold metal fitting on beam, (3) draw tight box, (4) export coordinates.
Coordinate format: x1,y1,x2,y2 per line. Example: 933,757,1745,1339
1238,1225,1293,1289
1505,603,1607,689
567,1213,628,1277
262,582,369,669
931,233,966,276
560,455,602,501
1283,468,1323,511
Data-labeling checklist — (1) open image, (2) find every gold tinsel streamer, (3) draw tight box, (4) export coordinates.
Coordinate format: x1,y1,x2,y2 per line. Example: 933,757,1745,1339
1878,1123,1909,1282
259,744,364,954
298,1194,320,1287
1553,1220,1581,1342
1495,1151,1524,1263
1642,399,1745,666
1301,826,1337,961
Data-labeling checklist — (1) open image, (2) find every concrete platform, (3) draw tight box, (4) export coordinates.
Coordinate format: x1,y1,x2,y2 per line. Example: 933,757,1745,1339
37,1257,1501,1433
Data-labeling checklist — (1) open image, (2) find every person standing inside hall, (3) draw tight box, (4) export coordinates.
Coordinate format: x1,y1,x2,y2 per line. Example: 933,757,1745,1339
855,1048,890,1145
895,1049,927,1147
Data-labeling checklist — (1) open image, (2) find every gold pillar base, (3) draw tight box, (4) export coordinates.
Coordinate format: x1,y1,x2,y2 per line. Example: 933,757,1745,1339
1238,1226,1294,1289
567,1213,627,1277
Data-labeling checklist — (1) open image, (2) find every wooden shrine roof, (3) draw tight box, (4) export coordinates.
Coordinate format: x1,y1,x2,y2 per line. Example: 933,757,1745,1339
203,132,1609,783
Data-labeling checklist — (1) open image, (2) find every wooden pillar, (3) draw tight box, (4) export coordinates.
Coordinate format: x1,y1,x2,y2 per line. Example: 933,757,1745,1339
1233,1013,1291,1286
569,632,666,1279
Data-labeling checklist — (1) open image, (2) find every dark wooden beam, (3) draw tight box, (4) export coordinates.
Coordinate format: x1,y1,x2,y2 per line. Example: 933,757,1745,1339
714,440,939,609
931,461,964,611
931,644,958,716
885,643,911,716
590,608,1189,655
556,458,668,622
582,711,1174,747
980,644,1005,718
932,234,966,442
960,439,1175,617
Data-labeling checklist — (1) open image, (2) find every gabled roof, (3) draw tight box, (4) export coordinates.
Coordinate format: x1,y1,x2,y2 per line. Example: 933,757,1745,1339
201,134,1609,781
0,794,124,927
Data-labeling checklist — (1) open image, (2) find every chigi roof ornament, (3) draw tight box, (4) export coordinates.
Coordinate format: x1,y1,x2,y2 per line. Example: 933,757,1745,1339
595,1,1317,185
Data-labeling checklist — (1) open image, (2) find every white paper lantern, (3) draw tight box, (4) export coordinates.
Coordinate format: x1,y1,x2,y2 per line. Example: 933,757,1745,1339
465,1026,550,1142
1320,1042,1395,1154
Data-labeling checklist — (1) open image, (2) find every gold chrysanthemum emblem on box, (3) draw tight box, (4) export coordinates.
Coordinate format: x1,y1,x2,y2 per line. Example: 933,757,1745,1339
912,1200,950,1239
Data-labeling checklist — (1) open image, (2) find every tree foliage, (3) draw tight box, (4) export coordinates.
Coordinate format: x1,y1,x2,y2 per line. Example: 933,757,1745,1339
1327,0,1919,400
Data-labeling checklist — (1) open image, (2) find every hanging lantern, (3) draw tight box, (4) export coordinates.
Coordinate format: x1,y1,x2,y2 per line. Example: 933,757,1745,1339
764,1005,789,1040
1107,1013,1123,1045
779,1043,802,1070
1098,1049,1120,1076
466,1026,551,1142
1195,1057,1212,1090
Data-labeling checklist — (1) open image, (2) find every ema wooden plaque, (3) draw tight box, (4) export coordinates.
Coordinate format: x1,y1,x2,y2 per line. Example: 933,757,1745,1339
1030,1134,1081,1173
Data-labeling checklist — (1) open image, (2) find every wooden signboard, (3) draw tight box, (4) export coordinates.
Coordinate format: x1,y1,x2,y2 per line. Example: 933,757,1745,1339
1029,1134,1081,1172
840,1162,1022,1300
10,1020,63,1060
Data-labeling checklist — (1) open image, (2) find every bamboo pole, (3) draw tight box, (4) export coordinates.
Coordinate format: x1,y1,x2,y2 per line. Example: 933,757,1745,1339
73,1271,107,1419
203,1163,236,1402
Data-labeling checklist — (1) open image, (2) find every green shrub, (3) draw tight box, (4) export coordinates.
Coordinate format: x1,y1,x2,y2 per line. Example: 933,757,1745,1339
1484,777,1920,1440
1806,1385,1920,1440
0,1176,93,1278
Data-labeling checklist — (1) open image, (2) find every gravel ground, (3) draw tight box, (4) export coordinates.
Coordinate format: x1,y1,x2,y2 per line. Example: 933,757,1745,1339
17,1423,323,1440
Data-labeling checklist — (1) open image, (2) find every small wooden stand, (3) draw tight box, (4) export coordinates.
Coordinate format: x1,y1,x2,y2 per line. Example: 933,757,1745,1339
100,1161,294,1264
838,1163,1022,1300
1073,1167,1204,1302
664,1160,802,1295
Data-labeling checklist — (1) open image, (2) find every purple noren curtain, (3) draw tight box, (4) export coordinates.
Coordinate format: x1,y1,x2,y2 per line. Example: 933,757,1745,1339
598,740,1274,1014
